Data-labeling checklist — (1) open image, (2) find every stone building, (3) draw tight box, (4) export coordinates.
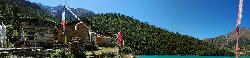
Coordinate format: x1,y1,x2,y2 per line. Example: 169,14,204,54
16,18,114,49
56,20,114,50
95,32,113,47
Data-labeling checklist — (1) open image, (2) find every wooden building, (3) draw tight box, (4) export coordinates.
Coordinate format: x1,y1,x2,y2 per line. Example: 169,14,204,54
16,18,56,48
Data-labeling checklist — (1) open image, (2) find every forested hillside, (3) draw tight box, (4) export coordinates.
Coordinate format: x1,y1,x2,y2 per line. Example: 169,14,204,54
83,13,234,55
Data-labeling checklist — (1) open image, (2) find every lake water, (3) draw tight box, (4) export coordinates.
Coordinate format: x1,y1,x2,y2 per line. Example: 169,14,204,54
138,56,250,58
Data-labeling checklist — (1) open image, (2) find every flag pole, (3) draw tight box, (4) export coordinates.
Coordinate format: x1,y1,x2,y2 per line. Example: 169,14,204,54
62,0,68,57
235,26,239,58
64,0,67,45
235,0,243,58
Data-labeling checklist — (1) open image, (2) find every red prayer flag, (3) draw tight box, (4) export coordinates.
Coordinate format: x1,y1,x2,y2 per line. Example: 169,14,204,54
61,12,66,30
117,32,123,46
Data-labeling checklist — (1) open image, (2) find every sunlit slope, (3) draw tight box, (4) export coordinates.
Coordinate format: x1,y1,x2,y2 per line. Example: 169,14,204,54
83,13,233,55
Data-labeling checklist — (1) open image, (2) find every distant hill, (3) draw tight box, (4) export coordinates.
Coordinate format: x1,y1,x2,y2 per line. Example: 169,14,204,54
204,28,250,55
204,28,250,46
37,3,95,20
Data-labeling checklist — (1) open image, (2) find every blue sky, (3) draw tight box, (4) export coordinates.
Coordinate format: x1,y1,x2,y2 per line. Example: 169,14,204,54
28,0,250,39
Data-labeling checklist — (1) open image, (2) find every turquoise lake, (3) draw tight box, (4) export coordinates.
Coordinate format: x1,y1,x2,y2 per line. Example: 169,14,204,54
138,56,250,58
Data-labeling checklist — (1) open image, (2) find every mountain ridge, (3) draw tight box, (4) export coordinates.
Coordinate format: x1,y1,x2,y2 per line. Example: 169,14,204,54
36,3,95,21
